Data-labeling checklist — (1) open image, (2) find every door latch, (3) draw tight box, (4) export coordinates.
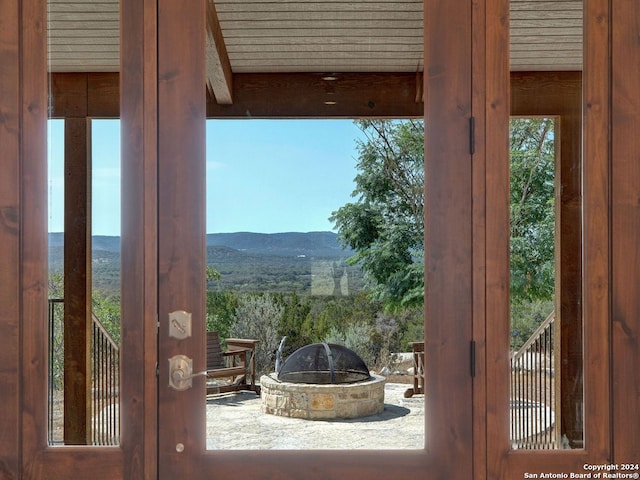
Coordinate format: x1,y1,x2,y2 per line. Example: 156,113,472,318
168,354,207,391
168,310,192,340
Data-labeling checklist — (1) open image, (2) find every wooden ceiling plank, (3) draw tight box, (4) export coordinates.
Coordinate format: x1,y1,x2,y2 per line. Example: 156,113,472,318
46,0,584,78
47,1,120,15
510,34,581,43
217,11,422,21
511,50,582,62
215,0,423,4
49,65,120,73
511,18,582,28
230,65,422,73
510,42,582,50
511,11,582,20
48,36,119,45
47,20,119,30
229,51,422,60
510,1,582,11
48,52,120,61
219,19,423,29
206,0,234,104
222,28,424,38
216,2,424,13
48,0,118,3
49,45,119,53
226,43,424,53
511,27,582,35
47,29,119,37
225,36,424,46
49,12,119,21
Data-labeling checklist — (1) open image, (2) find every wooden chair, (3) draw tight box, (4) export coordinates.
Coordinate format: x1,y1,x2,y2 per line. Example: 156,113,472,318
404,341,425,398
206,331,260,395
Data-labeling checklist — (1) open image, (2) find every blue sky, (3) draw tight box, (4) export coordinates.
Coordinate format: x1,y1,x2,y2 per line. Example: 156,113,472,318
48,119,365,235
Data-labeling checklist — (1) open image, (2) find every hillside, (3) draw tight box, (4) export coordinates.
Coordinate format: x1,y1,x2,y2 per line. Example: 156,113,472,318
48,232,363,295
49,231,352,258
206,231,353,257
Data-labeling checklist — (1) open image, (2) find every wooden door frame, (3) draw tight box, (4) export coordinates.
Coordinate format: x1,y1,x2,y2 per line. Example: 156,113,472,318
0,0,38,476
156,0,477,479
7,0,639,478
485,0,613,477
511,71,584,448
2,0,154,478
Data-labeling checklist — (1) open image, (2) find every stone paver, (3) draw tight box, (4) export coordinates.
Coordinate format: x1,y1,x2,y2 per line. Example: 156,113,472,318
206,383,424,450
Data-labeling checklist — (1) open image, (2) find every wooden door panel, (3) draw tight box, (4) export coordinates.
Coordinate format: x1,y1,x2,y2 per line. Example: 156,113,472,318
485,0,613,476
13,0,149,478
156,0,474,478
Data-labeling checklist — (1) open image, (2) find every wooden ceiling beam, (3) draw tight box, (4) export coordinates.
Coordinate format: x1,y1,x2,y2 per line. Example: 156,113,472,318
48,72,424,118
49,72,583,119
206,72,424,118
206,0,233,104
49,72,120,118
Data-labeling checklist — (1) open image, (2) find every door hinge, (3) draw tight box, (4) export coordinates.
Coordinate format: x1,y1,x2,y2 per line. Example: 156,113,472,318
469,116,475,155
470,340,476,378
155,362,160,378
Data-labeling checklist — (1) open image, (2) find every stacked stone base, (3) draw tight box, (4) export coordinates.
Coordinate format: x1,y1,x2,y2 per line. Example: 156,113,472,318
260,373,385,420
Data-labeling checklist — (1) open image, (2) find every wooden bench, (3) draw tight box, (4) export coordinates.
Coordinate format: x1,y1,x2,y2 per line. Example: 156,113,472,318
206,331,260,395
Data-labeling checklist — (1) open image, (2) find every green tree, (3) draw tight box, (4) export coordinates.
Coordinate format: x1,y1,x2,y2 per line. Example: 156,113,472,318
206,290,238,339
276,291,313,355
231,293,283,375
509,118,555,304
333,118,556,315
92,292,121,345
331,119,424,311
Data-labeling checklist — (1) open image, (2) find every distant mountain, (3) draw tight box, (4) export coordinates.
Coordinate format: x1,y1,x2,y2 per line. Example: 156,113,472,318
49,231,352,258
206,231,353,258
47,232,360,294
48,233,121,253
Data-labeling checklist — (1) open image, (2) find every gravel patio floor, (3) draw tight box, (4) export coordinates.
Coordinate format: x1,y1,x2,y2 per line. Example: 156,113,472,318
206,383,425,450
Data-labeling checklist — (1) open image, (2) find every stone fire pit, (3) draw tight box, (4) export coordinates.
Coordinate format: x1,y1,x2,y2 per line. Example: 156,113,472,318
261,373,386,420
260,342,385,420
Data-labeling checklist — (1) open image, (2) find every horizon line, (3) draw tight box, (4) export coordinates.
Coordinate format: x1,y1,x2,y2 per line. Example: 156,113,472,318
48,230,339,237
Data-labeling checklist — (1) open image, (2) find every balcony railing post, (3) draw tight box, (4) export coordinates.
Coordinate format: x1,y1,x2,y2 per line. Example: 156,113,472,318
510,310,556,449
48,298,119,446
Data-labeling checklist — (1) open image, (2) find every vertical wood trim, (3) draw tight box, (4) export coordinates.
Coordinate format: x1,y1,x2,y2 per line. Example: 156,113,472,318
0,0,21,477
611,0,640,462
424,0,474,478
472,1,489,480
157,0,207,478
557,97,584,449
483,0,511,478
120,0,158,478
63,117,92,445
583,0,612,462
20,0,49,476
142,0,159,478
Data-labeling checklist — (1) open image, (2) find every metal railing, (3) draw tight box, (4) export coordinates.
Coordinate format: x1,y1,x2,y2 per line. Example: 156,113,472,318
91,312,120,445
48,299,120,445
510,310,557,449
48,298,64,444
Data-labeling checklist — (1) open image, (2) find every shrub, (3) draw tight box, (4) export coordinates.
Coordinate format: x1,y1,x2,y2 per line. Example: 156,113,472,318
231,293,283,375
